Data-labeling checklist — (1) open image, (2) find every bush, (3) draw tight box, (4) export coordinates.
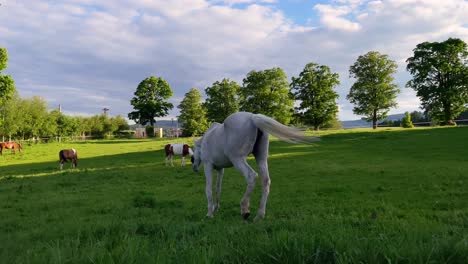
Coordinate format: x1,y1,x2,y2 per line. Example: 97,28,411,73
401,112,414,128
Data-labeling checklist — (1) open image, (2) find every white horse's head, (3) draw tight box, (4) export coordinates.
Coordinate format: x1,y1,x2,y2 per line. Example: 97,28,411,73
192,139,202,172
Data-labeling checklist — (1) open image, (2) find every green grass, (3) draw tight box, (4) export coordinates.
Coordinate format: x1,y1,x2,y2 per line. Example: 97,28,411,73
1,127,468,263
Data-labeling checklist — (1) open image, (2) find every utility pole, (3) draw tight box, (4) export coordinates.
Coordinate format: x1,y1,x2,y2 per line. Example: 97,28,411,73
102,107,109,116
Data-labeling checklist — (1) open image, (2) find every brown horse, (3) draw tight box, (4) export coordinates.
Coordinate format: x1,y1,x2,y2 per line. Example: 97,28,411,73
0,142,23,155
59,148,78,170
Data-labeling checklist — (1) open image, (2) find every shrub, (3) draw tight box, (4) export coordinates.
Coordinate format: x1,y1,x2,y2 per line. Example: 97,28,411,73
401,112,414,128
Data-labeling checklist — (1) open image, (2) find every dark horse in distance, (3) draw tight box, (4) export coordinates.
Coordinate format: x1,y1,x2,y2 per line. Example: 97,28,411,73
59,148,78,170
0,141,23,155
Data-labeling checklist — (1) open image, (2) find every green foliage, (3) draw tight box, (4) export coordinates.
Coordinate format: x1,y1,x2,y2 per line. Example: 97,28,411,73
1,127,468,263
178,88,209,136
347,51,399,129
203,78,240,123
291,62,340,130
410,111,430,123
0,48,16,116
240,67,294,124
145,125,154,138
401,112,414,128
0,47,7,72
112,115,130,131
378,119,401,127
0,93,21,137
128,76,173,126
321,115,343,130
406,38,468,126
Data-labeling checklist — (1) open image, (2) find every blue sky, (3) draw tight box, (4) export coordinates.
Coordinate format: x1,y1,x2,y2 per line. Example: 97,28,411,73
1,0,467,121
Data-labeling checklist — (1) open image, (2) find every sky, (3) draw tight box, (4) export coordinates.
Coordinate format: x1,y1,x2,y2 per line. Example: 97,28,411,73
1,0,467,121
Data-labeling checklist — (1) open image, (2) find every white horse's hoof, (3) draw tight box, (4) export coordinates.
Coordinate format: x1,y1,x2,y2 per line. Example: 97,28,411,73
241,212,250,220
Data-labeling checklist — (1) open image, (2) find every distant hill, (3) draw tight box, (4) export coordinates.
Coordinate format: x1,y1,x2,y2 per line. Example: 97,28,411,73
341,113,405,128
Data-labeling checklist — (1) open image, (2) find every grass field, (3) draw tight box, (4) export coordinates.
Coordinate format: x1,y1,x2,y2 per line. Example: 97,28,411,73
1,127,468,263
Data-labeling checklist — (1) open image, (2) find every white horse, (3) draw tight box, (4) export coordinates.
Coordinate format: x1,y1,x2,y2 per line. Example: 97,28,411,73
192,112,318,221
164,143,194,166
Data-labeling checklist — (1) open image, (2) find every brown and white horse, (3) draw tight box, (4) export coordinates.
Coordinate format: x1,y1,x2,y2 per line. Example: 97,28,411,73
0,141,22,155
59,148,78,170
164,143,193,166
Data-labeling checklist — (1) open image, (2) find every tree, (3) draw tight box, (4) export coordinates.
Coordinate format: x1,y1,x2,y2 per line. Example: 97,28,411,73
410,111,430,123
203,78,240,123
347,51,399,129
406,38,468,125
112,115,129,132
0,93,21,140
401,112,414,128
239,67,294,124
178,88,209,137
0,48,17,129
128,76,173,126
291,62,340,130
16,96,50,139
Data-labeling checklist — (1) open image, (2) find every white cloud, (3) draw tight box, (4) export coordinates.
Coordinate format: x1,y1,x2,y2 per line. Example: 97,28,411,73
314,4,361,31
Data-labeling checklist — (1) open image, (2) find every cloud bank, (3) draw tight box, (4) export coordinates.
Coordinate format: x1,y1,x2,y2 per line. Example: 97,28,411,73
1,0,467,121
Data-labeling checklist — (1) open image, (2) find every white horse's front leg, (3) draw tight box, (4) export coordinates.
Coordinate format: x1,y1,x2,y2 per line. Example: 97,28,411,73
214,168,224,212
204,163,215,217
181,156,185,166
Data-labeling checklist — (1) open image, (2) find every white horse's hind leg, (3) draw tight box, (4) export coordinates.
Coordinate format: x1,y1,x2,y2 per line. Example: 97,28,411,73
255,159,270,221
214,168,224,212
232,158,258,219
204,163,215,217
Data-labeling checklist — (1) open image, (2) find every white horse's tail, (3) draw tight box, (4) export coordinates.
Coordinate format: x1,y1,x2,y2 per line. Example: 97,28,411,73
251,114,319,144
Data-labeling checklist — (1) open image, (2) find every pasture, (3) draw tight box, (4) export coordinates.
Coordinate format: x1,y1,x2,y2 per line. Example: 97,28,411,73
1,127,467,263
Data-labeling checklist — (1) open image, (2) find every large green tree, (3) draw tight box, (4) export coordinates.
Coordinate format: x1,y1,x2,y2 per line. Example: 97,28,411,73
0,48,17,129
347,51,399,129
203,78,240,123
0,93,21,140
291,62,340,130
177,88,209,137
406,38,468,125
239,67,294,124
128,76,173,126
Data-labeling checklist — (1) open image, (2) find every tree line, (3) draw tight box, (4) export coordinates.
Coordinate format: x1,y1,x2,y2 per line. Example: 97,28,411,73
0,48,129,141
128,38,468,135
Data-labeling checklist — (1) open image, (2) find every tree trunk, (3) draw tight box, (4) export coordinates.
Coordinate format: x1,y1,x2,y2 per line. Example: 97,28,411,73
372,109,378,129
444,104,454,125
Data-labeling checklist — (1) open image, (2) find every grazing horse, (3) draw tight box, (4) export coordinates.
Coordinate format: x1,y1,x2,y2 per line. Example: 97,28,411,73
59,149,78,170
0,141,22,155
164,143,193,166
192,112,319,221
